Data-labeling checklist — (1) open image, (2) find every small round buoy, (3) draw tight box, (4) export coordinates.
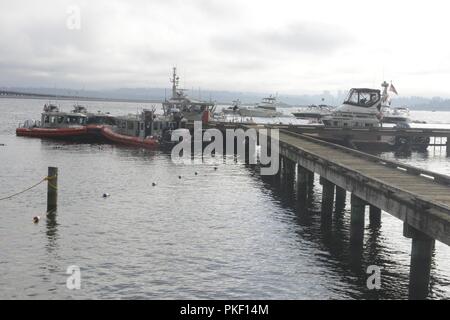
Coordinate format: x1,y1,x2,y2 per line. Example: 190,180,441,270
152,182,156,187
178,176,182,179
214,167,218,171
102,193,110,198
195,172,198,175
33,216,41,224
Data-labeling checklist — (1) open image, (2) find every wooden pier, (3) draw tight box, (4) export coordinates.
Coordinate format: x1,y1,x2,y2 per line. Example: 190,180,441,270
212,123,450,299
274,129,450,299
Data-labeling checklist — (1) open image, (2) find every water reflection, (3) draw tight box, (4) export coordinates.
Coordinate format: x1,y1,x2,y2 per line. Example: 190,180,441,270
245,163,445,299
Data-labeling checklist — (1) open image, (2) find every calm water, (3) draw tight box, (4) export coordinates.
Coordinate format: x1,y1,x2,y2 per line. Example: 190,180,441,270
0,98,449,300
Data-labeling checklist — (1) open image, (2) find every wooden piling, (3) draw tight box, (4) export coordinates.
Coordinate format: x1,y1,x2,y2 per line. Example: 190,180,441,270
369,205,382,226
47,167,58,213
404,224,435,300
297,165,308,203
335,186,346,211
350,194,366,249
320,177,335,220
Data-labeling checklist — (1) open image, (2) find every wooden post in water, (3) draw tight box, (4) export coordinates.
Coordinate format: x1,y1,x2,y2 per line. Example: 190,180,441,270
297,165,308,203
350,194,366,249
320,177,335,223
403,223,435,300
369,205,382,226
47,167,58,213
335,186,346,211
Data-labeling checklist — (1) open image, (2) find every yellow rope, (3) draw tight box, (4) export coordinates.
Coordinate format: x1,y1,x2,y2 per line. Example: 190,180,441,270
0,175,57,201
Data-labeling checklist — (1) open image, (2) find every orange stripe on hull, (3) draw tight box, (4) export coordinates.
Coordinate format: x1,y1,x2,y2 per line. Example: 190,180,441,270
16,127,88,138
100,127,159,149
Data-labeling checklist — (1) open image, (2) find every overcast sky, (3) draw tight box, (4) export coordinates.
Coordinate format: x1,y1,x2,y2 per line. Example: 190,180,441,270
1,0,450,96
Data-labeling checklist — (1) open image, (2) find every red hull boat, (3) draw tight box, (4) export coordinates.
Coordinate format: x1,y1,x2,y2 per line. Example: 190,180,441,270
16,126,88,138
100,126,159,149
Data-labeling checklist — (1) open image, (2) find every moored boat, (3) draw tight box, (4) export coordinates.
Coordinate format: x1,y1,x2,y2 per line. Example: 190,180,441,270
16,104,89,139
292,104,333,120
162,67,216,122
100,109,185,149
239,95,284,118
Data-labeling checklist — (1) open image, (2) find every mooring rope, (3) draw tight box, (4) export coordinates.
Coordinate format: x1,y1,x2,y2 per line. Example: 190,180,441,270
0,175,56,201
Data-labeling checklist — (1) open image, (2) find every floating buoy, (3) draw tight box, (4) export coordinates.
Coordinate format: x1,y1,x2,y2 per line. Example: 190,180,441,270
178,176,182,179
214,167,218,171
195,172,198,175
102,193,110,198
152,182,156,187
32,216,41,224
0,143,5,146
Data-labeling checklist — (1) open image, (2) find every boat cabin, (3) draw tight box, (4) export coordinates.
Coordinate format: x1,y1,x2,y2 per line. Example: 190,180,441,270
40,104,87,128
344,89,381,109
114,110,183,139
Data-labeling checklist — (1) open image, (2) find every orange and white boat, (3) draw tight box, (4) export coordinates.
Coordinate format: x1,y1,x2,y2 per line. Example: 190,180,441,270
16,104,89,139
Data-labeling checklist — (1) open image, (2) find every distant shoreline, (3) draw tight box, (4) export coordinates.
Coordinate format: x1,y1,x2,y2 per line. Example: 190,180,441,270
1,93,450,111
0,94,162,104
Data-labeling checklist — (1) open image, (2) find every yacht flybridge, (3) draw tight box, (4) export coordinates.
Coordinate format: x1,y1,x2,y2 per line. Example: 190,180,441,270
322,88,382,128
162,67,216,122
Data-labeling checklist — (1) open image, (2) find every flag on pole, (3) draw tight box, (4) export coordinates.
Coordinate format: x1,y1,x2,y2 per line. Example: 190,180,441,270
389,82,398,95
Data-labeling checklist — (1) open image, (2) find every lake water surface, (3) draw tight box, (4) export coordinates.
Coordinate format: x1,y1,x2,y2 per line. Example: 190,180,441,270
1,98,449,299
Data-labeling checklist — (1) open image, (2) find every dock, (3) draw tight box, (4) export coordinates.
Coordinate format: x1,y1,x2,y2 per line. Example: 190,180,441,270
211,123,450,299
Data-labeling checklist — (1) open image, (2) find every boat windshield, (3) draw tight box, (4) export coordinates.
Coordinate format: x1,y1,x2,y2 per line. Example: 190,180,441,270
344,89,380,108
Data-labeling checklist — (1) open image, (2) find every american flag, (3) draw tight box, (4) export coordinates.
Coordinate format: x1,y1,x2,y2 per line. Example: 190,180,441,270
389,83,398,95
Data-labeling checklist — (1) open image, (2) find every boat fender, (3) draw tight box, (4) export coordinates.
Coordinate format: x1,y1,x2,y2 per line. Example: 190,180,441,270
152,182,156,187
33,216,41,224
102,193,110,198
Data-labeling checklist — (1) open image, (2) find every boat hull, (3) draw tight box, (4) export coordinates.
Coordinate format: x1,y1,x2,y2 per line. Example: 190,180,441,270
239,109,283,118
16,127,88,138
100,126,159,149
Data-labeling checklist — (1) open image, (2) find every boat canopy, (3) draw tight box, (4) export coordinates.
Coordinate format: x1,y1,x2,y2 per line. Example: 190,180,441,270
344,88,381,108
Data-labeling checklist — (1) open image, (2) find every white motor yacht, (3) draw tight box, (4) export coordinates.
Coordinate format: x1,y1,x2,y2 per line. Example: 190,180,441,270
239,95,284,118
292,104,333,120
322,88,382,128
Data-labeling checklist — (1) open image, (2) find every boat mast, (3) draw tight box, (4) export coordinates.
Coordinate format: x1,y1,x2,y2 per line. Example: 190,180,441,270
170,67,180,98
381,81,389,105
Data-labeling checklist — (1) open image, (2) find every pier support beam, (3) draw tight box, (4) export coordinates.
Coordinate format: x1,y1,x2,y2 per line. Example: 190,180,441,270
280,157,296,190
350,195,366,250
335,186,346,211
320,177,335,221
404,223,435,300
297,165,308,203
369,205,382,226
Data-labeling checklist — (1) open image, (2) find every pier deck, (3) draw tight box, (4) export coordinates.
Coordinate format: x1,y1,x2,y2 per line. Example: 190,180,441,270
276,129,450,246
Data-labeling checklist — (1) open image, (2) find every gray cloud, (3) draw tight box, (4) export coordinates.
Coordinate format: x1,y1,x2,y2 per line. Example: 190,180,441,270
211,22,353,57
